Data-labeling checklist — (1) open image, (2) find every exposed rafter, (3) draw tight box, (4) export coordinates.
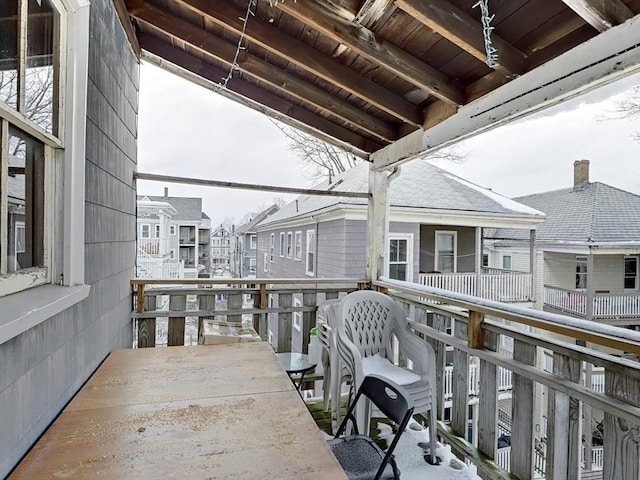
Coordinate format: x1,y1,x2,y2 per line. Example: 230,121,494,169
128,4,397,144
395,0,526,77
561,0,634,32
165,0,425,126
354,0,394,27
274,0,466,106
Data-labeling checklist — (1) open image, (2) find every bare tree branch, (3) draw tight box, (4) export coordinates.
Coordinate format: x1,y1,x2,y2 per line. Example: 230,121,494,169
599,85,640,141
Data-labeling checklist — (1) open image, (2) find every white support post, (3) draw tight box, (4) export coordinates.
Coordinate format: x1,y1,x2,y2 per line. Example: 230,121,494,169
366,165,390,281
475,227,482,296
586,253,595,321
530,229,537,302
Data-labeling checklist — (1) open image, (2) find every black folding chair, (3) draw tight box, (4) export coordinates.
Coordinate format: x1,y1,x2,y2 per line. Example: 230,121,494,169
327,374,415,480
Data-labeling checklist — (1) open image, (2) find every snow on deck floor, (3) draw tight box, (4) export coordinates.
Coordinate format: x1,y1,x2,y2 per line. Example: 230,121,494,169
325,419,481,480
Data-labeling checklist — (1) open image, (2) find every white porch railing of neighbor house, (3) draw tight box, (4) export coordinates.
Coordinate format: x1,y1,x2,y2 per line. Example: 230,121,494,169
130,276,640,479
419,272,531,302
545,285,640,320
138,237,168,255
136,258,184,279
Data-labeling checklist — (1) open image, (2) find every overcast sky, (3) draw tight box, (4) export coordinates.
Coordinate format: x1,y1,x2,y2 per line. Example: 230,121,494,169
137,62,640,225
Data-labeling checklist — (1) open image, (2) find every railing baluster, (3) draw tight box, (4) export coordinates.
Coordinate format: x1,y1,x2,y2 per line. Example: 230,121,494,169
452,320,469,438
478,329,498,461
604,370,640,479
301,292,317,354
547,353,581,479
511,338,536,478
137,291,156,348
168,294,186,346
432,313,448,420
277,292,292,353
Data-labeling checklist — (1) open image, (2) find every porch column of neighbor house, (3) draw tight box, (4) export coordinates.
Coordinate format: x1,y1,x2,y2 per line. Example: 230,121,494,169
159,211,168,255
475,227,482,297
367,165,391,281
586,253,595,321
530,229,537,302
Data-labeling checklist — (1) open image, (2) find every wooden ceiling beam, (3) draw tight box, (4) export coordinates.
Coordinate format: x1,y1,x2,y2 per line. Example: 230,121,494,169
274,0,466,106
170,0,424,126
354,0,394,27
139,33,383,154
561,0,634,32
128,3,397,143
395,0,526,78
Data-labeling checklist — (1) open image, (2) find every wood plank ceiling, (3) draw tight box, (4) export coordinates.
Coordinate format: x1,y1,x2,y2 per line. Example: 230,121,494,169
120,0,640,158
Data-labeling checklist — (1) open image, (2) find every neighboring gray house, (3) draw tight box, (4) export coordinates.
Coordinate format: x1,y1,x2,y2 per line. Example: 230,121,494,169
255,160,545,351
137,191,212,278
491,160,640,326
231,205,280,278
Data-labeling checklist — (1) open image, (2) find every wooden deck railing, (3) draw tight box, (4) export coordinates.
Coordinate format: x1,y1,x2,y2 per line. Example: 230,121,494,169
419,272,532,303
130,278,367,351
130,276,640,479
376,277,640,480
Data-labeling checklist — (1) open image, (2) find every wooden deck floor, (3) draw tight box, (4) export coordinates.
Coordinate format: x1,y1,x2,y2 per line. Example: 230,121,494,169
9,342,347,479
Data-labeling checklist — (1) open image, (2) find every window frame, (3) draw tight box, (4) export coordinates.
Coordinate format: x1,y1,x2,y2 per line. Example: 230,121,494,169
624,255,638,291
249,257,257,273
388,233,413,282
170,225,176,235
575,255,588,291
305,229,316,276
294,231,302,261
286,232,293,259
434,230,456,273
502,254,512,270
140,223,151,239
0,1,91,330
250,234,257,249
270,233,274,262
264,252,269,273
279,232,285,257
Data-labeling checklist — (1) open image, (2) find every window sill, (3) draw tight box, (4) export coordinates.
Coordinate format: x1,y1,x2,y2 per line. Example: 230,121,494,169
0,284,91,345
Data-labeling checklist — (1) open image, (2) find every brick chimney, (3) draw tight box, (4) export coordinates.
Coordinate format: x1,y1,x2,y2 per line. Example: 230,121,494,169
573,160,590,188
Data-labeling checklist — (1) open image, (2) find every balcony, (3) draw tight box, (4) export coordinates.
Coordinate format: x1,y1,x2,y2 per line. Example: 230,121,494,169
544,285,640,322
123,276,640,479
419,269,532,303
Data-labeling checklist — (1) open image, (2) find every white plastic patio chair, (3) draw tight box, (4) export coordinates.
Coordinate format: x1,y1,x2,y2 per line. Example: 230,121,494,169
334,290,438,464
316,298,350,433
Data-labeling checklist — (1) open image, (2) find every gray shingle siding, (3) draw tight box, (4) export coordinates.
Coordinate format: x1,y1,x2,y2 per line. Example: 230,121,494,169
0,2,138,476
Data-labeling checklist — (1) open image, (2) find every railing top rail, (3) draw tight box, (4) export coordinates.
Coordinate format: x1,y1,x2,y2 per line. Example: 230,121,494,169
376,277,640,355
543,284,585,294
131,277,368,286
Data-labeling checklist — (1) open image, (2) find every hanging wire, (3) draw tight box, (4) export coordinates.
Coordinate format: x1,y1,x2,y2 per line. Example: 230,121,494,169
473,0,499,69
221,0,256,89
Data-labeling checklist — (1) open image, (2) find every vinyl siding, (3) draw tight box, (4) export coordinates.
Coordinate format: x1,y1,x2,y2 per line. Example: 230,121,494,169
0,1,138,476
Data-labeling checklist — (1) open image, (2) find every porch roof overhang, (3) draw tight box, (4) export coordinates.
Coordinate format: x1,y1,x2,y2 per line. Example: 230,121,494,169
117,0,640,169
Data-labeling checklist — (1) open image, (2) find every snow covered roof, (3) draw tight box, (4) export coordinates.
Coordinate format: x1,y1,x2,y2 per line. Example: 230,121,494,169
494,182,640,245
138,195,204,221
260,160,544,227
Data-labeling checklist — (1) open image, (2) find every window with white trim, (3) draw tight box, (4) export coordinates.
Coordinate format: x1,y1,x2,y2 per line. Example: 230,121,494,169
293,297,302,331
154,224,160,238
435,231,456,273
624,256,638,291
502,254,512,270
286,232,293,258
575,256,587,290
306,230,315,276
264,253,268,273
170,249,176,260
388,234,413,281
140,224,150,238
270,233,274,262
279,232,285,257
249,257,257,273
170,225,176,235
250,234,257,249
1,0,88,299
294,231,302,260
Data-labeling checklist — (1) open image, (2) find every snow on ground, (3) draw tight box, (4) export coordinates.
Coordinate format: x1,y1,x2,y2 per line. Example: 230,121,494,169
323,419,481,480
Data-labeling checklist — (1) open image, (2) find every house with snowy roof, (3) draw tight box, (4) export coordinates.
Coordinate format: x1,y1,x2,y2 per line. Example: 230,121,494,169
490,160,640,327
254,159,545,348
